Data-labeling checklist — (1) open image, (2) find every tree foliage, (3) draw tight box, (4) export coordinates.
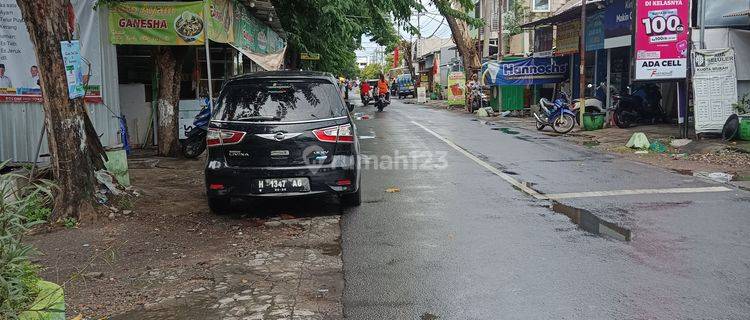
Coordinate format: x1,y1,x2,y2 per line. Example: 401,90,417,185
272,0,424,76
361,63,386,80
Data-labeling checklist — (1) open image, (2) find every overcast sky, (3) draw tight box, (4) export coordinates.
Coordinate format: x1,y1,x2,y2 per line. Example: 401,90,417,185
355,0,453,60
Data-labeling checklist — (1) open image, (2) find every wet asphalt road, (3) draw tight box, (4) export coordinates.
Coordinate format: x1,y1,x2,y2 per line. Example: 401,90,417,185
341,97,750,319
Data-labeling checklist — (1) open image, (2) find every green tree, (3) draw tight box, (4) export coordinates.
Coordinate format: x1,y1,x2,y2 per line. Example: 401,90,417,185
272,0,424,76
361,63,385,80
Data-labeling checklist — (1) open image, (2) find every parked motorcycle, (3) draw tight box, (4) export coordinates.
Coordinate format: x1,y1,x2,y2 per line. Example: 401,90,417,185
534,91,577,134
469,87,489,112
181,100,211,158
612,83,665,128
572,82,610,123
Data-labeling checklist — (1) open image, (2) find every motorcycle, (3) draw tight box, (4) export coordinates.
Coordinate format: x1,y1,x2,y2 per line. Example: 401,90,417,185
469,86,489,112
374,93,389,112
572,82,610,123
181,100,211,158
612,83,665,128
534,91,577,134
361,92,372,107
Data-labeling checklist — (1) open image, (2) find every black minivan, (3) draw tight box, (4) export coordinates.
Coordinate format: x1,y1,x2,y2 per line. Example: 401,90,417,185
204,71,360,213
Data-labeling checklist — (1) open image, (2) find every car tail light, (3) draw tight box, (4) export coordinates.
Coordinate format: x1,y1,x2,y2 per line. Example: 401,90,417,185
336,179,352,186
312,124,354,143
209,183,224,190
206,128,246,147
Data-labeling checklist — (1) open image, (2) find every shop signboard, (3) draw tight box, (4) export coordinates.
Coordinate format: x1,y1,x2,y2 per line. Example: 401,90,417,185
0,0,102,103
206,0,234,43
555,20,579,56
109,1,206,45
481,57,570,86
633,0,690,81
533,26,553,57
604,0,633,48
232,2,284,55
447,72,465,106
586,11,604,51
692,48,738,134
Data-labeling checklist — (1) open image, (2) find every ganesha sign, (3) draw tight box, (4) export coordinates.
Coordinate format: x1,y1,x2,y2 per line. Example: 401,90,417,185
634,0,690,80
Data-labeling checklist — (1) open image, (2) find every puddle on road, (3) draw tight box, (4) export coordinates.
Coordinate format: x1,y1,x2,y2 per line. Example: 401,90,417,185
498,128,519,135
550,201,632,242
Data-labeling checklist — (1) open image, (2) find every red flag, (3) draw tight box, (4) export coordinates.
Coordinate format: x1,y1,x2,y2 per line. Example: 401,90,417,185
393,47,399,68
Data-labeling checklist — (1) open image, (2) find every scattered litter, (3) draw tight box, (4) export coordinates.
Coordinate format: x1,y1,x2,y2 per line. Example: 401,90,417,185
96,170,122,195
476,108,489,117
385,187,400,193
499,128,519,135
359,135,376,140
670,138,692,148
649,140,668,153
626,132,650,149
694,171,733,183
634,150,649,154
500,110,512,117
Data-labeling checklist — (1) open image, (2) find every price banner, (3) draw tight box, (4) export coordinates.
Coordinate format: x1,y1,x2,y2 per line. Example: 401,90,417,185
634,0,690,80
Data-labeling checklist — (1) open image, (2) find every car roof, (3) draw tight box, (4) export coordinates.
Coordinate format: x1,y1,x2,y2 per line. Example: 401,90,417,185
227,70,337,84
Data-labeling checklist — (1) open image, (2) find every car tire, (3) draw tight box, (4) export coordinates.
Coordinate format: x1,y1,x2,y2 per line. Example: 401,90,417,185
340,189,361,207
208,197,231,214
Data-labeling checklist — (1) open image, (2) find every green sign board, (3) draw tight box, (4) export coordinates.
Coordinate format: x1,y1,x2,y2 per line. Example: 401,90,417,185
231,0,284,55
109,1,206,45
207,0,234,43
300,52,320,60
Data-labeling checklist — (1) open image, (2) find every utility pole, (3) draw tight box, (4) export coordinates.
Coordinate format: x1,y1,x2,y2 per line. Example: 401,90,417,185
497,0,504,111
578,0,587,124
483,0,490,58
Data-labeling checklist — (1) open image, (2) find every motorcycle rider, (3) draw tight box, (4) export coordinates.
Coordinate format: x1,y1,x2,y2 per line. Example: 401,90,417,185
377,73,389,100
361,81,371,99
467,73,482,111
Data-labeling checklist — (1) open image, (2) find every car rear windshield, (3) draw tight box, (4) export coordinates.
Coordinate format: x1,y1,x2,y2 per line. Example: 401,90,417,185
213,80,346,122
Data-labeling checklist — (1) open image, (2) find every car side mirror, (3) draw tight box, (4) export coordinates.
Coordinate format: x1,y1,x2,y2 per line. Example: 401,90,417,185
346,101,354,112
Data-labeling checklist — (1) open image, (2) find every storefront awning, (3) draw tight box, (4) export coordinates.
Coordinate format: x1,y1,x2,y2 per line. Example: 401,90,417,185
230,43,286,71
520,0,604,29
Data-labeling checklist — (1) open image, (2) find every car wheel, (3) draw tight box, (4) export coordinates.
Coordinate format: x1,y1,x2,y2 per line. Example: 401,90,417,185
208,197,231,214
340,189,361,207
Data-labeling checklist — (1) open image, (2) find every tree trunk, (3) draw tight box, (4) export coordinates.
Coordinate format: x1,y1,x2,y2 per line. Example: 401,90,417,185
16,0,99,222
400,41,416,80
442,10,481,76
435,0,481,108
153,46,188,157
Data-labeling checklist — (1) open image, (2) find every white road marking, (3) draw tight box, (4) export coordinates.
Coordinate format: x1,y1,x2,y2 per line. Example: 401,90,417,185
411,120,734,201
545,187,732,200
411,121,547,200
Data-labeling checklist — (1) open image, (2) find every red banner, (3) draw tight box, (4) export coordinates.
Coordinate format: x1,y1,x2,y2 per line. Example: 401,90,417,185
393,47,399,68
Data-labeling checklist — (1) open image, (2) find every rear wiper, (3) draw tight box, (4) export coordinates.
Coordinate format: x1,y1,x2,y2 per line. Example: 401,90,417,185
234,115,282,121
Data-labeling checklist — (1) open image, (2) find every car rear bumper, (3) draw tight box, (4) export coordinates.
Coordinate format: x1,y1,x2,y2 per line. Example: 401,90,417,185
205,158,359,198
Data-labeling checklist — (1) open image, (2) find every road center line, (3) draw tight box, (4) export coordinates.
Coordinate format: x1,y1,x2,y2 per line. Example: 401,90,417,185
411,120,733,201
411,120,548,200
545,187,732,200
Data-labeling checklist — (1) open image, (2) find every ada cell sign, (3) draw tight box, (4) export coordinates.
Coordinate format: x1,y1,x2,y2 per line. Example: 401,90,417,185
634,0,690,80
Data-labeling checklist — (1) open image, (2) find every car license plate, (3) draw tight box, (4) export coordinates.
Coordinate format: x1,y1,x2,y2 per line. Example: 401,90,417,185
252,178,310,193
